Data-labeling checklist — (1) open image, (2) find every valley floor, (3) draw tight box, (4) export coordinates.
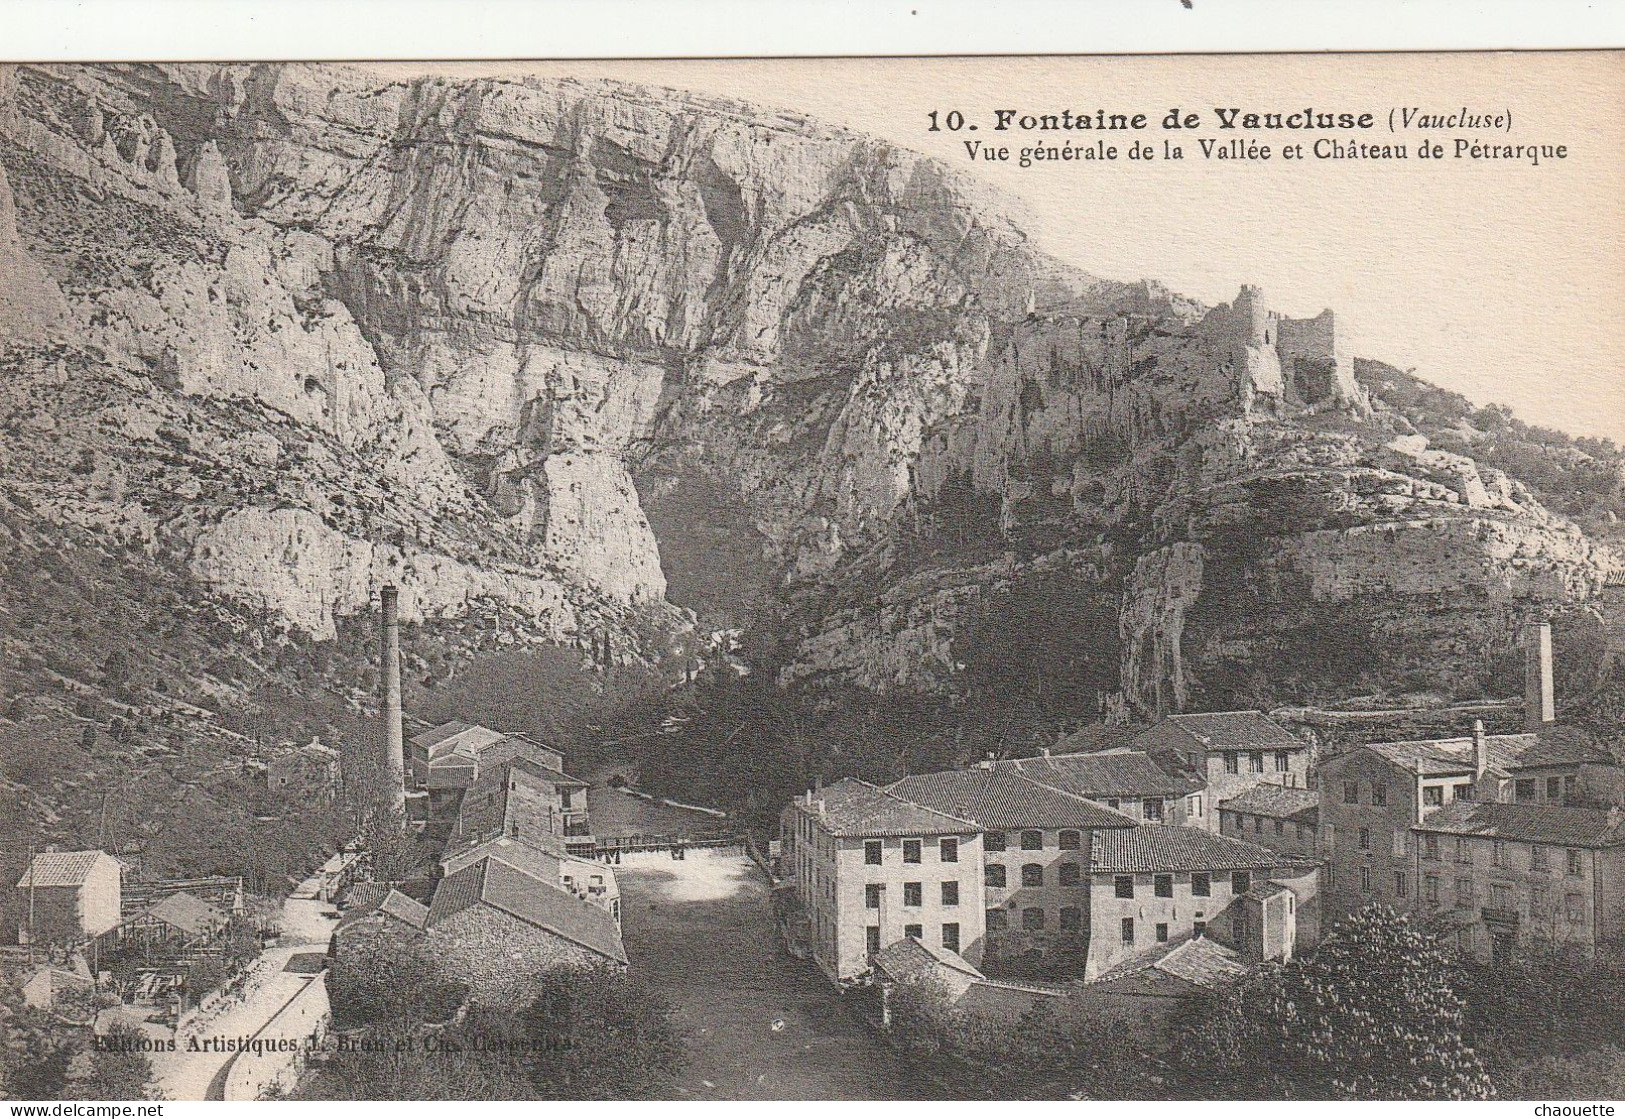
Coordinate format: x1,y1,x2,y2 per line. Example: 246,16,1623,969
615,849,926,1101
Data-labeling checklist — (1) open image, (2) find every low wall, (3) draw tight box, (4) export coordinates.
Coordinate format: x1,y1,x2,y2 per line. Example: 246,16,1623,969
220,972,330,1101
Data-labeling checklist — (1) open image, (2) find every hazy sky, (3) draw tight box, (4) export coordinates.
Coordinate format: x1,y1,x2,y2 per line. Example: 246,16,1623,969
412,53,1625,443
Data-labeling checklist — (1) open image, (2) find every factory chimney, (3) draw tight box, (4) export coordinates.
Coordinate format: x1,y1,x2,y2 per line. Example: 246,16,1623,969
1524,621,1555,734
380,585,406,823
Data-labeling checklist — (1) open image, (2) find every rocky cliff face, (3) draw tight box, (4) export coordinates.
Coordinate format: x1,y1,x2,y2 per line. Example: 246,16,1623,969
1,62,1618,713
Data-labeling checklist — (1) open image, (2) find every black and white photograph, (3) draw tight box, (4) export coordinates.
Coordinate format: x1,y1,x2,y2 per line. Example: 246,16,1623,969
0,27,1623,1104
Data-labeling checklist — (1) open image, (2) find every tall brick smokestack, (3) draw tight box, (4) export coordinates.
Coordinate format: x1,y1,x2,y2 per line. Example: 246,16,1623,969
1524,620,1555,733
380,585,406,822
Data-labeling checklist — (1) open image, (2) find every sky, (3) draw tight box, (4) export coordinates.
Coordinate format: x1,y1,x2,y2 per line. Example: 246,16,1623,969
409,53,1625,443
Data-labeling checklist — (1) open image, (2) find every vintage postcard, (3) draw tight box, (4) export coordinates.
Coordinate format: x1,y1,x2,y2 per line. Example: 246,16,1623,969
0,49,1623,1103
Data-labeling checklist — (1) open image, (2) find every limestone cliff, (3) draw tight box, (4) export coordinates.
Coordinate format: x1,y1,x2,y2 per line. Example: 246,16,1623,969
0,61,1619,714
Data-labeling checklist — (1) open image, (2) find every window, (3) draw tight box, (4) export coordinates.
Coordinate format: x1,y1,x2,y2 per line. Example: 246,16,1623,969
1249,752,1264,774
1423,834,1440,861
1194,920,1207,937
1223,752,1239,774
865,884,882,909
1231,870,1251,894
1515,778,1537,803
1455,837,1473,865
905,923,923,940
1121,917,1135,944
866,925,881,956
1274,819,1285,836
1344,781,1359,805
903,882,922,907
939,837,959,863
985,830,1007,852
1191,872,1211,897
1490,883,1511,909
1563,775,1577,802
1020,830,1043,851
1425,874,1440,903
1492,840,1505,868
1547,776,1562,800
1059,862,1080,887
903,839,922,864
1156,922,1169,942
1275,750,1290,773
1022,863,1044,888
1531,845,1549,872
1456,878,1473,907
1371,784,1387,807
1454,783,1473,802
1394,871,1407,897
1360,866,1371,893
941,881,959,906
1253,816,1263,834
1154,874,1173,898
1392,831,1408,858
1567,849,1584,877
985,863,1007,888
1023,907,1045,931
1323,823,1337,848
1566,893,1585,923
1531,884,1547,910
1115,875,1135,898
987,907,1008,931
1358,827,1370,851
1188,795,1203,818
942,922,960,952
1058,829,1081,851
1060,906,1082,931
1423,786,1444,807
1105,798,1120,809
1144,798,1165,823
865,840,882,865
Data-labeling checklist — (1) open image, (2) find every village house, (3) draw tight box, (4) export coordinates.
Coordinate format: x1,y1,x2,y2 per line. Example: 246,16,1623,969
869,935,1067,1026
886,766,1138,965
441,835,620,925
1219,784,1320,859
267,739,342,802
991,749,1200,827
1084,825,1319,979
445,756,595,858
14,849,122,945
1133,711,1311,831
1411,800,1625,961
20,965,95,1016
1079,934,1251,1036
408,721,569,820
422,854,627,1003
779,778,987,984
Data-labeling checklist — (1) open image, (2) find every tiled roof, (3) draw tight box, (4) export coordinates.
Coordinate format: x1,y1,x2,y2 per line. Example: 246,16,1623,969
1505,731,1616,770
1098,935,1249,990
1414,801,1625,848
886,768,1136,831
794,778,978,837
426,857,626,963
140,891,226,937
378,889,429,930
1243,881,1291,902
16,851,112,888
1090,826,1296,873
872,936,985,984
996,750,1185,798
1365,733,1536,777
1158,711,1304,751
341,882,391,911
1218,784,1320,823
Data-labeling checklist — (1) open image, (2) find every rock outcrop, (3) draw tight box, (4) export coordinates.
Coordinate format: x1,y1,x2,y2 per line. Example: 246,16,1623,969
0,61,1618,711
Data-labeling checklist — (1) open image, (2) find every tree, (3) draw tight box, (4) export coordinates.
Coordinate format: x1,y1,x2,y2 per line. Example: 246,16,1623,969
72,1025,155,1100
1182,905,1493,1099
516,964,684,1099
326,923,467,1030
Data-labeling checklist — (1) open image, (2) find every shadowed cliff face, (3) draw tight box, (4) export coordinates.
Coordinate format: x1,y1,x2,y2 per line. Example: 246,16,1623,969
0,61,1619,712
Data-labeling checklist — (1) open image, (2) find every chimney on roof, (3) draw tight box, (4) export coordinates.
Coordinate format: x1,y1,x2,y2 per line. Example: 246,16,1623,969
380,585,407,826
1472,719,1488,778
1524,621,1555,733
1041,747,1051,758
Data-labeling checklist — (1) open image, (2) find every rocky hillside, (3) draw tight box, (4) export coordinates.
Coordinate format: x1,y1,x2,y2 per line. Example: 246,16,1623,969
1,61,1622,730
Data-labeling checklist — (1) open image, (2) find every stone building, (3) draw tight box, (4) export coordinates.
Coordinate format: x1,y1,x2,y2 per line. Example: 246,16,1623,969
991,749,1200,827
779,778,987,984
14,849,122,945
1219,784,1320,860
446,756,594,857
442,834,620,925
887,766,1138,964
423,854,627,1004
267,739,341,802
1411,801,1625,961
1084,825,1318,979
1134,711,1311,831
409,721,570,820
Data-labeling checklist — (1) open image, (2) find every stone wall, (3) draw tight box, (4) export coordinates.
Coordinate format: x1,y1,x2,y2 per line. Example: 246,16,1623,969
429,907,608,1005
